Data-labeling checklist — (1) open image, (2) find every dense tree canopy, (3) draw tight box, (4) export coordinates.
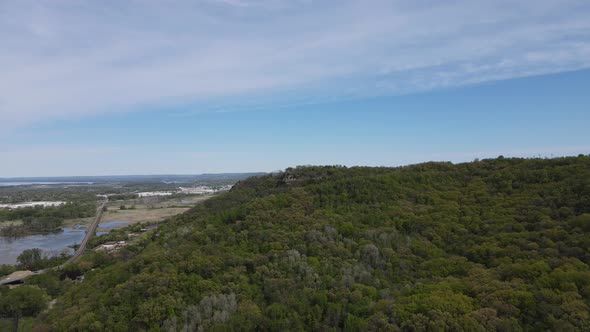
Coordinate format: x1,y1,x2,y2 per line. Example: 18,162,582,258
0,286,48,330
36,156,590,331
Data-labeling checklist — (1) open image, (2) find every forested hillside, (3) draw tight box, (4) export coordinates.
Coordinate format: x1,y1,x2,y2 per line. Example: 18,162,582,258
39,156,590,331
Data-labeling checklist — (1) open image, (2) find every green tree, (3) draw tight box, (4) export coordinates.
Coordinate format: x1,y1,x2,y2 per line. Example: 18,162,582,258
0,286,48,331
17,248,42,268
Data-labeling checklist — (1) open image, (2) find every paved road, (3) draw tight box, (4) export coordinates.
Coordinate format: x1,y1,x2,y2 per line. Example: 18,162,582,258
0,200,106,285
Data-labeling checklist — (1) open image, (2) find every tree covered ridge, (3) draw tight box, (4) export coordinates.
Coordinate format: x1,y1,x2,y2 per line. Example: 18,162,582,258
43,156,590,331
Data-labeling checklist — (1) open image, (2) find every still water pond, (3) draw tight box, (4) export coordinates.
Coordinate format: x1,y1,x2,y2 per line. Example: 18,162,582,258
0,182,93,187
98,221,126,228
0,220,129,265
0,228,84,265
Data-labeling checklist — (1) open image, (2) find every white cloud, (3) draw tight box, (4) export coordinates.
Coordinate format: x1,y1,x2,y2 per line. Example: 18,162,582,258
1,0,589,127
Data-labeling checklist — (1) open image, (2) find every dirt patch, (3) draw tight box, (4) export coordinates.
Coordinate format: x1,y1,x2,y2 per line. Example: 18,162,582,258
0,270,34,284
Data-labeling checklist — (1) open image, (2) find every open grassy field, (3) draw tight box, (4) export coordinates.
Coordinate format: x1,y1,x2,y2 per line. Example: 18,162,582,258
65,195,214,231
0,219,23,229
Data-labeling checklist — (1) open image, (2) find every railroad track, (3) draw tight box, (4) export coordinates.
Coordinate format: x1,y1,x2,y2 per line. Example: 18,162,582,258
64,200,106,264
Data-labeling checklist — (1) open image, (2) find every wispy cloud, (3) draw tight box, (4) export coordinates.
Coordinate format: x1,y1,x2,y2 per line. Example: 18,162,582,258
1,0,589,126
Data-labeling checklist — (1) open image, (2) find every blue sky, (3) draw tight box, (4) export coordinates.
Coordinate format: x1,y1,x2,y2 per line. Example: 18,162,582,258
1,1,589,176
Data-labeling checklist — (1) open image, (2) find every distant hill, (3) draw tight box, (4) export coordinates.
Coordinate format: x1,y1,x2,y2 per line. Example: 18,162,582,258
37,156,590,330
0,173,265,184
